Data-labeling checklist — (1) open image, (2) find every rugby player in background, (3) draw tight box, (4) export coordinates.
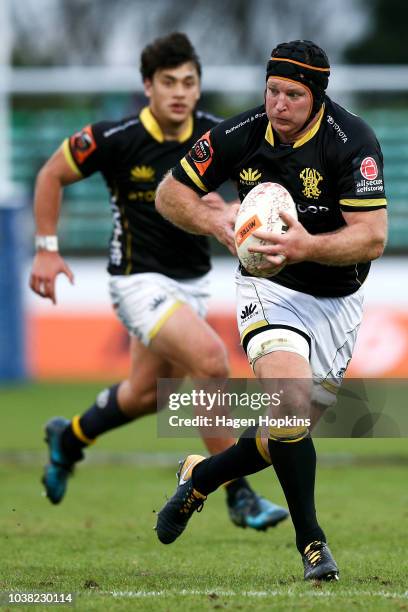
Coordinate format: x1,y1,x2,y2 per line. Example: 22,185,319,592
155,39,387,579
29,32,288,531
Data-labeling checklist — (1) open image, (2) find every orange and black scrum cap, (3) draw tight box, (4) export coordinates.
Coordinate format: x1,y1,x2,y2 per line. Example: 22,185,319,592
266,40,330,119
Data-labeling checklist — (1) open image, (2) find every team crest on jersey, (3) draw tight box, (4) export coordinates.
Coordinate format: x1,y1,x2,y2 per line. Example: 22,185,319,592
299,168,323,199
130,165,155,182
239,168,262,186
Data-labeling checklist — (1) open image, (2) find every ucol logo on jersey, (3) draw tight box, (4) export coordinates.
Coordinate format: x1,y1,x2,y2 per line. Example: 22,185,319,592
360,157,378,181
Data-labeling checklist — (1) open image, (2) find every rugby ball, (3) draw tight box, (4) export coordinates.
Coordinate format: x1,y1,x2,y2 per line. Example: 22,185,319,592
234,182,298,277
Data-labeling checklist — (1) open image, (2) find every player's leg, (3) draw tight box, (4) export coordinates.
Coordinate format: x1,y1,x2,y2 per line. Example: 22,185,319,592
149,302,289,529
156,278,341,579
42,337,183,504
156,347,337,579
157,351,310,543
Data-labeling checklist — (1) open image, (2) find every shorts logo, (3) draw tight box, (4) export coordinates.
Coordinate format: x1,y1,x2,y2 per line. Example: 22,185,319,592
360,157,378,181
299,168,323,199
150,295,167,311
190,131,213,176
70,125,97,164
241,302,258,321
239,168,262,186
235,214,262,246
130,165,155,182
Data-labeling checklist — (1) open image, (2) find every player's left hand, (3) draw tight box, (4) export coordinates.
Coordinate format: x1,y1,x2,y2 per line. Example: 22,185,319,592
249,211,314,265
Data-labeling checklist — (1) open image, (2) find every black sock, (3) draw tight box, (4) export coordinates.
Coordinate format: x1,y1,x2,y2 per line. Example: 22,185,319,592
61,384,131,458
224,477,253,501
268,436,325,553
192,427,270,496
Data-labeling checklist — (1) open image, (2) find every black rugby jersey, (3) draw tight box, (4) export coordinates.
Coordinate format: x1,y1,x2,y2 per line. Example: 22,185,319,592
173,97,387,297
63,107,219,278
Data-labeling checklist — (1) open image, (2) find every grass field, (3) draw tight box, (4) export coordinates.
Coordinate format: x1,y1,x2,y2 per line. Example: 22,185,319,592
1,382,407,611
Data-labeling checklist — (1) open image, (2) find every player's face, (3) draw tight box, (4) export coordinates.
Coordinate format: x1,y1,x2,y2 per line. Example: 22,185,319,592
265,77,313,143
144,62,201,126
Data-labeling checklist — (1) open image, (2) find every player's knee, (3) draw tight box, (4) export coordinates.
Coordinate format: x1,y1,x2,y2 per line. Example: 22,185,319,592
122,382,157,417
190,341,229,378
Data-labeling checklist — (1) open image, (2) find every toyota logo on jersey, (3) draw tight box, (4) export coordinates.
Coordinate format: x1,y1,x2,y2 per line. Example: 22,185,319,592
360,157,378,181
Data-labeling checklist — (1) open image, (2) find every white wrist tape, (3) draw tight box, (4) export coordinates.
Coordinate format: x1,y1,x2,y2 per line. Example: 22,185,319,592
35,235,59,252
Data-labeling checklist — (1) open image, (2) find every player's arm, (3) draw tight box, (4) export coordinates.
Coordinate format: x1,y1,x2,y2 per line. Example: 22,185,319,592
251,207,387,266
156,174,238,255
29,146,82,304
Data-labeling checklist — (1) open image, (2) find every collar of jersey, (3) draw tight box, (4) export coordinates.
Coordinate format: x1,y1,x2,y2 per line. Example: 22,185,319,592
265,104,325,149
140,106,193,143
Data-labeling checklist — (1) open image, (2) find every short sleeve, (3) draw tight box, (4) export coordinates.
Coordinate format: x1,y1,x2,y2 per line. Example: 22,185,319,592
173,123,236,194
337,130,387,212
62,122,113,178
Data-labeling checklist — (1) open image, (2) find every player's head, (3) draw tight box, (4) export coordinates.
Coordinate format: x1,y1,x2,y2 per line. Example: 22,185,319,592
266,40,330,123
140,32,202,81
140,33,201,126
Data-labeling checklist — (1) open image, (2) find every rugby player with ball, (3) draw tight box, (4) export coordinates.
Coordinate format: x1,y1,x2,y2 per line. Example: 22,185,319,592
155,39,387,580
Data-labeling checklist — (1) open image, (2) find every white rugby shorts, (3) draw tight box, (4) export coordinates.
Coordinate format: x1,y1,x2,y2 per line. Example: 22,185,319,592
109,272,210,346
236,272,364,399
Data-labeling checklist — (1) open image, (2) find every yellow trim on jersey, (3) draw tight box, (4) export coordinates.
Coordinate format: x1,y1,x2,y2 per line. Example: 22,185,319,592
293,105,325,148
340,198,387,208
148,301,184,340
140,107,193,143
180,158,209,192
264,104,325,149
240,319,269,344
140,107,164,142
71,415,95,445
265,122,274,146
62,139,82,177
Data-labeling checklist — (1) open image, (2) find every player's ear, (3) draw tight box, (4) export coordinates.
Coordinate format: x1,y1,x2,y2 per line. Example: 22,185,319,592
143,78,153,99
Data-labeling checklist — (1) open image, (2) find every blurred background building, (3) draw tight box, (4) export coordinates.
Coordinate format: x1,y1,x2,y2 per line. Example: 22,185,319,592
1,0,408,381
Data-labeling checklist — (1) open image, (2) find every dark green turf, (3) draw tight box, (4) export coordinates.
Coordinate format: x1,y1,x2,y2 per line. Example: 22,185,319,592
0,382,407,610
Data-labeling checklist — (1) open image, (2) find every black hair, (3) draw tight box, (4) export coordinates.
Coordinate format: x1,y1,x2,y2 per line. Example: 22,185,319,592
140,32,202,81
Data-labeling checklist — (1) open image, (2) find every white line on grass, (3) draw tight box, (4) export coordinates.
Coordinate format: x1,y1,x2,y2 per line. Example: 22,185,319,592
104,589,408,599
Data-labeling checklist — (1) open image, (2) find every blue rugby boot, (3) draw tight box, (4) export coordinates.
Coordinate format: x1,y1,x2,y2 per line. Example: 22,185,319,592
42,417,83,504
227,488,289,531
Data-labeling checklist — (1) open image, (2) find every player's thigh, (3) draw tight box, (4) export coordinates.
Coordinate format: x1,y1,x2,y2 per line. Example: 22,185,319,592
150,303,228,377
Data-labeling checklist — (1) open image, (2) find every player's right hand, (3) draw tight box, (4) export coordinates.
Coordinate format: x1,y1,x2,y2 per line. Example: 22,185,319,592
212,202,240,256
29,251,74,305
